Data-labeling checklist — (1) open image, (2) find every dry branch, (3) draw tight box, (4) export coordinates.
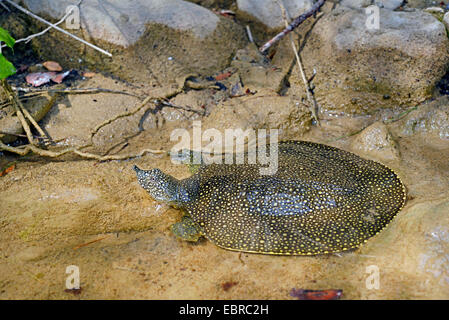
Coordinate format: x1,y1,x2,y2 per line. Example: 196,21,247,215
259,0,326,52
1,3,75,50
12,86,144,99
0,140,165,160
3,0,112,57
1,79,51,145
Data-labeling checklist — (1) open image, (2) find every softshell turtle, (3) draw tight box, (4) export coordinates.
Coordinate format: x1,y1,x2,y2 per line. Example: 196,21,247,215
133,140,406,255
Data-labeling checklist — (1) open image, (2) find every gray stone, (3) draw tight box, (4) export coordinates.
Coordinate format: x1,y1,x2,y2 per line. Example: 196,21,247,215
236,0,313,29
340,0,372,9
401,97,449,140
374,0,403,10
425,7,445,13
406,0,438,8
351,121,400,162
340,0,403,10
13,0,220,47
362,197,449,297
444,11,449,30
292,7,449,114
9,0,247,85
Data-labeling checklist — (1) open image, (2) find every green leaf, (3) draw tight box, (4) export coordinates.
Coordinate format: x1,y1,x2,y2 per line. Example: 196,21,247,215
0,27,15,49
0,54,16,79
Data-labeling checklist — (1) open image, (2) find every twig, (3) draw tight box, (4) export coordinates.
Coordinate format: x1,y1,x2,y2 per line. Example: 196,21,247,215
383,106,418,124
0,140,165,160
3,0,112,57
87,96,204,149
0,1,10,12
2,79,36,144
16,99,49,140
1,79,193,161
245,25,254,43
12,102,35,144
159,100,206,116
325,127,367,143
87,95,154,148
2,79,51,145
276,0,320,125
98,99,203,156
1,4,75,49
73,235,110,250
308,69,317,83
12,86,144,99
3,89,128,117
0,130,48,142
0,95,45,108
0,131,27,138
259,0,326,52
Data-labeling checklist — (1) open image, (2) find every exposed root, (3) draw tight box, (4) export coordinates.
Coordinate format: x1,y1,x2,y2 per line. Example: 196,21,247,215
0,85,167,161
0,75,203,162
12,86,144,99
2,79,50,145
73,235,111,250
83,95,155,150
0,140,165,160
159,100,206,117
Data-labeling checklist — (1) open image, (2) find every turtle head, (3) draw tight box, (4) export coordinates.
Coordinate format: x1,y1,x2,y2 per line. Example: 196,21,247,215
133,165,181,205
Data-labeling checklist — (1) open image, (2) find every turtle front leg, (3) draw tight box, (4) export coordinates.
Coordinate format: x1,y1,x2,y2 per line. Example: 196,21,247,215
171,215,203,242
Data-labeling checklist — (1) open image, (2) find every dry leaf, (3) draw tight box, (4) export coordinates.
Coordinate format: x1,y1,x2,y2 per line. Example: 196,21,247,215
0,163,15,177
215,71,232,81
82,71,96,78
51,70,70,84
26,72,56,87
43,61,63,72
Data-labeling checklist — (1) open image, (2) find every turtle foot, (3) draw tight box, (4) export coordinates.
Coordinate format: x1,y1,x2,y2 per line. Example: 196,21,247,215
171,215,202,242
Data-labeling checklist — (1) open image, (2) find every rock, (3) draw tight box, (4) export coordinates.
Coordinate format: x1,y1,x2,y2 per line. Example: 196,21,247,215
198,91,312,153
400,97,449,140
11,0,247,84
340,0,372,9
39,75,143,149
340,0,403,10
37,75,209,150
231,43,288,92
236,0,313,29
168,91,313,152
443,12,449,30
406,0,438,8
14,0,220,45
373,0,403,10
351,121,400,162
361,197,449,298
0,92,54,143
425,7,445,14
292,7,449,114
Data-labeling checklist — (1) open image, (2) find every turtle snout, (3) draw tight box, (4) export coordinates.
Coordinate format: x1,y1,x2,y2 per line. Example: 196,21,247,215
133,165,142,173
133,165,149,186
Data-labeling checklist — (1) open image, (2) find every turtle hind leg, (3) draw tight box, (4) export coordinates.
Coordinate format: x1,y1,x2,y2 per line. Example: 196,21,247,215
171,215,202,242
